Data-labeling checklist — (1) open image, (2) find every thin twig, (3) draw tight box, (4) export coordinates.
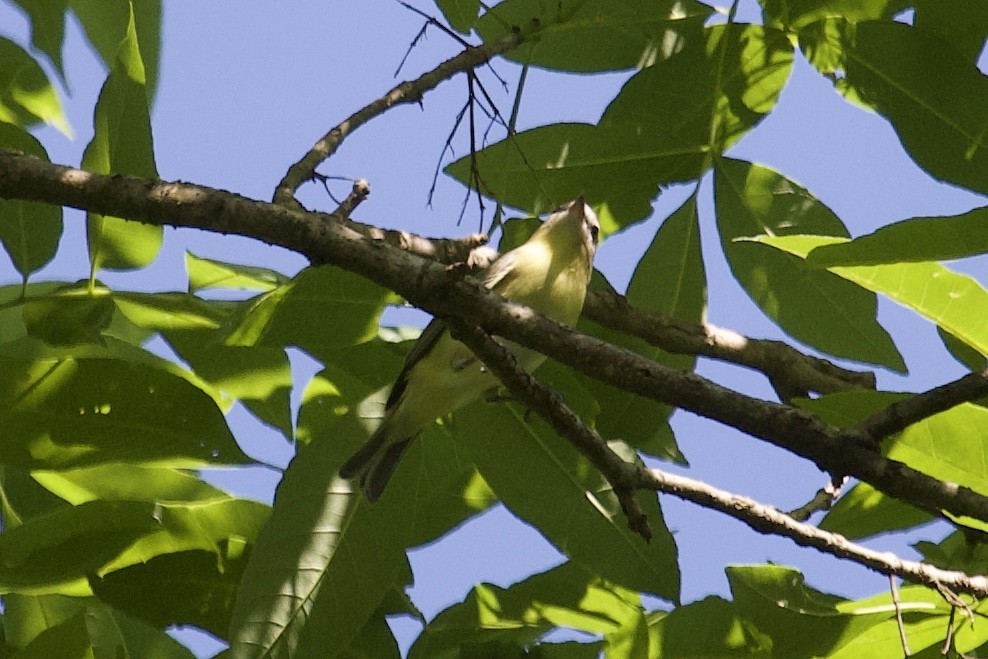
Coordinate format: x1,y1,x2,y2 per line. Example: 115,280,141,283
274,28,525,205
890,574,911,656
331,179,371,220
788,474,847,522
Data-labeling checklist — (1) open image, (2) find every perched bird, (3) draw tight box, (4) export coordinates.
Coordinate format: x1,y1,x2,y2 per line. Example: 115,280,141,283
339,197,600,501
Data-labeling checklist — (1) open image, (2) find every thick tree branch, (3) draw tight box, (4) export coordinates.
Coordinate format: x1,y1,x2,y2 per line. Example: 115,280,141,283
2,151,988,527
273,28,525,206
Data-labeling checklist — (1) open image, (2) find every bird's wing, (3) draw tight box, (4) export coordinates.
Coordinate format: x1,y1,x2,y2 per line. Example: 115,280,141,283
385,316,447,411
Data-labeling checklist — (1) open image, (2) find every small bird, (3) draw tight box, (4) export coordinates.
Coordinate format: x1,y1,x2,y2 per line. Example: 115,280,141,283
339,197,600,501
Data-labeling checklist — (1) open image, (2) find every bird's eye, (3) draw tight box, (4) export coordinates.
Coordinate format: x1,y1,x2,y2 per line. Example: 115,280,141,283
589,223,600,244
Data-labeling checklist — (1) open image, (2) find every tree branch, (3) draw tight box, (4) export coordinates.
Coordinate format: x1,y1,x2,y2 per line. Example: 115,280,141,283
2,150,988,528
644,467,988,597
273,28,525,206
855,368,988,443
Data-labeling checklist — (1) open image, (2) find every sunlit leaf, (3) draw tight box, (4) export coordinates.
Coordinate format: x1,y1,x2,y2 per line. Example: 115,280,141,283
647,596,770,656
83,5,161,273
715,159,904,370
0,38,70,135
69,0,162,96
0,353,251,469
761,0,908,30
806,205,988,266
755,233,988,357
185,251,288,294
477,0,712,72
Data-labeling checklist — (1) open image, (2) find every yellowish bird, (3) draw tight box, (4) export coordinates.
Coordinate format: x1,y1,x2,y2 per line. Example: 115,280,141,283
339,197,600,501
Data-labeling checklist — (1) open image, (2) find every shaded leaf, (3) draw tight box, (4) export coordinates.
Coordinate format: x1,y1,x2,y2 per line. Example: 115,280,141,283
756,233,988,357
8,1,69,79
436,0,480,34
227,265,392,356
647,596,770,656
913,0,988,65
83,5,161,273
714,158,904,370
0,354,250,470
806,206,988,266
22,289,114,346
69,0,161,97
447,25,793,230
761,0,909,30
410,562,641,658
837,20,988,196
0,123,62,278
456,402,680,601
477,0,712,72
0,38,69,134
11,612,92,659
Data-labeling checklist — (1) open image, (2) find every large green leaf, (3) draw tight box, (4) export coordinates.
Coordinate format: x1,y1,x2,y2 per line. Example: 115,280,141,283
714,158,904,370
806,205,988,266
226,265,392,356
646,596,770,656
3,593,194,658
595,193,703,459
69,0,162,97
727,565,901,657
0,38,69,135
760,0,909,29
83,4,161,273
185,251,288,294
446,24,793,230
456,401,680,601
32,463,234,505
834,20,988,196
913,0,988,64
436,0,480,33
409,562,643,658
756,233,988,357
0,500,159,592
476,0,712,72
0,354,250,470
0,123,62,279
9,1,70,80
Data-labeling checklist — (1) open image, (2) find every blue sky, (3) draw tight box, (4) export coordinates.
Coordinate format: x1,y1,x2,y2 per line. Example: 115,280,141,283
3,2,987,656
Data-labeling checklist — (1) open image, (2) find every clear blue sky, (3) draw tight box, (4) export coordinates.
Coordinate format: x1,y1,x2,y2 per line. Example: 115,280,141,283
3,2,987,657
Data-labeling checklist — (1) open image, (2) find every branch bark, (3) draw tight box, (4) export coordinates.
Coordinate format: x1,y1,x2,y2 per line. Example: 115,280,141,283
2,150,987,528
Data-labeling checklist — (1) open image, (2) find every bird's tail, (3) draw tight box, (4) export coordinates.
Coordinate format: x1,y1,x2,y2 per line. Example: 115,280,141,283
339,422,417,502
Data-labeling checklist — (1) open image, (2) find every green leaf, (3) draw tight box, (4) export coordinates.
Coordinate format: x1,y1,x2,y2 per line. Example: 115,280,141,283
714,158,904,370
820,481,933,539
588,193,704,460
0,123,63,279
185,251,288,294
939,326,987,371
226,265,392,356
436,0,480,33
756,233,988,357
112,292,229,332
3,593,195,658
91,548,250,639
446,25,793,230
0,500,159,593
837,20,988,196
728,565,898,657
409,562,642,658
0,38,70,135
83,4,161,273
806,206,988,266
914,0,988,65
21,289,115,346
32,464,233,504
11,612,92,659
0,354,251,470
456,402,680,601
761,0,908,30
69,0,162,97
9,1,69,80
476,0,712,72
647,596,770,656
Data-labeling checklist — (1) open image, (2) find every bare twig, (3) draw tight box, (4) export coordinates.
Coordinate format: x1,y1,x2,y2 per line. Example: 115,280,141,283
273,28,525,205
855,368,988,444
788,474,847,522
331,178,371,220
890,574,911,656
5,151,988,528
643,467,988,597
